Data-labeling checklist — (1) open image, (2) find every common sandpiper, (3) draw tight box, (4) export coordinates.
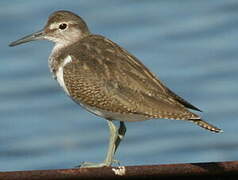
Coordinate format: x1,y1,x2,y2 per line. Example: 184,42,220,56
9,10,222,168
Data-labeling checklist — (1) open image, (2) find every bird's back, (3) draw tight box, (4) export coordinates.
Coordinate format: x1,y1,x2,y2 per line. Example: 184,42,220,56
56,34,200,121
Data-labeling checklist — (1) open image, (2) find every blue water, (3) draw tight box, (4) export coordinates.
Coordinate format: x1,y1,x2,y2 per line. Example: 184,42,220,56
0,0,238,171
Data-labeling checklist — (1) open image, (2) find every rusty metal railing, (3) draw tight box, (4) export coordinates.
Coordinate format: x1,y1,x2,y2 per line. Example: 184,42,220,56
0,161,238,179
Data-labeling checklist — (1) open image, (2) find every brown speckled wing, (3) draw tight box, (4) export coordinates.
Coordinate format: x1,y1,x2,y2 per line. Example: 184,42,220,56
62,35,199,121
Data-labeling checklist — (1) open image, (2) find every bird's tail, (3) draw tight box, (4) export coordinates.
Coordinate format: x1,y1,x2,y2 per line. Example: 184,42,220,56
190,119,223,133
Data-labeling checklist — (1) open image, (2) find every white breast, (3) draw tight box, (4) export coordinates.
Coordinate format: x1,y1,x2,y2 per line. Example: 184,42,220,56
56,55,72,96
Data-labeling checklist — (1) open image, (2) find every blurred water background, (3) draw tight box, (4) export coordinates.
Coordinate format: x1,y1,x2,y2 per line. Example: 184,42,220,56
0,0,238,171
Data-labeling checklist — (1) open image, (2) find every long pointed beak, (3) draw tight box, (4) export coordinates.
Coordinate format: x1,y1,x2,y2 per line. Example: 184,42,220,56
9,29,45,47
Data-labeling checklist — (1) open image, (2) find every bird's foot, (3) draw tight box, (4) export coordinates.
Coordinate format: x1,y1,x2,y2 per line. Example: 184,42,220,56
77,159,120,168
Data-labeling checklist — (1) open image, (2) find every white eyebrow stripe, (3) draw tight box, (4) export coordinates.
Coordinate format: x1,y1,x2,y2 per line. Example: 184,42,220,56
49,22,60,29
49,21,75,30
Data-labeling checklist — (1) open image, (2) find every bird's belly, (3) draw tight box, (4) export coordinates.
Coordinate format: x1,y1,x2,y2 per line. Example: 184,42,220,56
55,74,148,121
78,102,149,122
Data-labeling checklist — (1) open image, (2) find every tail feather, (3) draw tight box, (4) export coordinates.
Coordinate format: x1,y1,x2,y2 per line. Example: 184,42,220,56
191,119,223,133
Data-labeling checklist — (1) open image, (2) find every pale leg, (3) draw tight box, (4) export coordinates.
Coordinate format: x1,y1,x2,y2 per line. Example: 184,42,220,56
80,120,126,168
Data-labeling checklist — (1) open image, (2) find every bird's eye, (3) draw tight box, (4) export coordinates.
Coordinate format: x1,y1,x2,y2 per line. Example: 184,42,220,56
59,23,67,30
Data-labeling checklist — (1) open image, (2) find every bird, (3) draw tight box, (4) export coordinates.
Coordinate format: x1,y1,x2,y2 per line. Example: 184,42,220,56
9,10,222,168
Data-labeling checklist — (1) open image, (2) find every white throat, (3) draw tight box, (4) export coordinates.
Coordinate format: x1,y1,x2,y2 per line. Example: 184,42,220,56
48,42,66,76
49,43,65,60
48,42,72,96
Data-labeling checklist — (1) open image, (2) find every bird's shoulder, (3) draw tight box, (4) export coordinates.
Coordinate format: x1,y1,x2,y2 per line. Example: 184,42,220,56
65,34,168,95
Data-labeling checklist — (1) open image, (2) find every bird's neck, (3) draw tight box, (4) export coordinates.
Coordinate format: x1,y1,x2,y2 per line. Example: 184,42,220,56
48,42,67,78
